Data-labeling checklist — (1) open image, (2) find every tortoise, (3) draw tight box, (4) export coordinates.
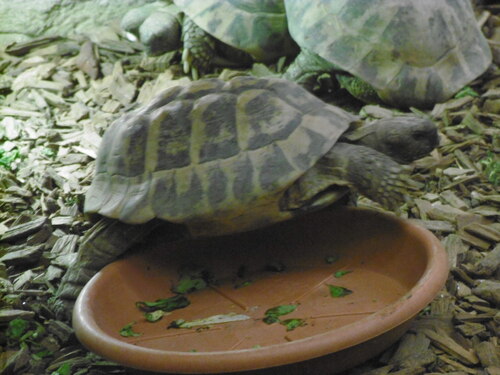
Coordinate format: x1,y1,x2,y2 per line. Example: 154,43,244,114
282,0,492,108
53,76,438,319
121,0,298,78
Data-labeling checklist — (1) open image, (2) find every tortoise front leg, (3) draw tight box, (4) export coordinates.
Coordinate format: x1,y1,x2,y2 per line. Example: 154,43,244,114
283,48,336,92
181,17,217,80
335,74,382,104
52,218,161,320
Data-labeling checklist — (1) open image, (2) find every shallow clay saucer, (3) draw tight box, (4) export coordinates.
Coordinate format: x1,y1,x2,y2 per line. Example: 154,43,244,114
73,207,449,374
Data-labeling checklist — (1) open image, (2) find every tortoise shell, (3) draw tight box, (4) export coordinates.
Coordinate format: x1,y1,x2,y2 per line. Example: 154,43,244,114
84,77,357,236
173,0,297,62
284,0,492,108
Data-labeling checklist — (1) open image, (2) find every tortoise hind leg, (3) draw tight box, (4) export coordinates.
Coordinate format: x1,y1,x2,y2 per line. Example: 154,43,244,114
320,142,420,211
52,218,163,320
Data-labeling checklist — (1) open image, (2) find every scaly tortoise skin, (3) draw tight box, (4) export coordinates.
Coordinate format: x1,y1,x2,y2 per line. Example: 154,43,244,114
53,76,438,319
283,0,492,108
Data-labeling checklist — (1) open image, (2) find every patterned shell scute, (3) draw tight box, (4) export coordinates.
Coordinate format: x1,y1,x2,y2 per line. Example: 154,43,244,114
84,77,356,232
285,0,492,107
174,0,297,62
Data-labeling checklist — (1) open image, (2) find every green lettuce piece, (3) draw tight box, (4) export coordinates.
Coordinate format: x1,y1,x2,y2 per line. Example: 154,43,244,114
328,284,353,298
145,310,165,322
334,270,352,278
281,318,306,331
119,322,142,337
136,294,190,312
263,304,297,324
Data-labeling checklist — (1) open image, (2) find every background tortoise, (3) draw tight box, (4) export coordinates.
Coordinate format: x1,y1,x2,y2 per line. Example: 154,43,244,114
283,0,492,108
121,0,298,78
54,76,438,318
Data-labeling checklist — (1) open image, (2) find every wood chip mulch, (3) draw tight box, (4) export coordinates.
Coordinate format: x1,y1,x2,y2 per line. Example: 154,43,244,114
0,4,499,375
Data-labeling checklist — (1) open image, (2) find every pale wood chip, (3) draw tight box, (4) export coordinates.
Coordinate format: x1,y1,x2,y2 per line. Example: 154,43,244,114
0,244,44,266
390,332,436,369
438,354,478,374
443,234,469,269
487,367,500,375
463,222,500,242
427,203,468,223
409,219,455,233
424,328,479,365
471,244,500,277
475,341,500,367
0,216,48,242
0,107,45,118
472,280,500,306
108,61,136,105
75,40,100,80
0,309,35,322
440,190,469,210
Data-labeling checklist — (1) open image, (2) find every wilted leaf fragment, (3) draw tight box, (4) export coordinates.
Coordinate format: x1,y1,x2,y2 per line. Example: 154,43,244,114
168,313,250,329
172,265,213,294
263,304,298,324
172,276,207,294
281,318,306,331
136,295,190,312
0,147,20,169
454,86,479,99
120,322,142,337
334,270,352,278
480,152,500,186
145,310,165,322
328,284,353,298
51,363,71,375
7,318,30,340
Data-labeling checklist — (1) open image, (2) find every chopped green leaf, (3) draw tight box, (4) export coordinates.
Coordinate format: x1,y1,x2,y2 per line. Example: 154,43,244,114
42,147,56,158
51,363,71,375
172,276,207,294
328,284,353,298
454,86,479,99
480,151,500,186
263,304,297,325
33,349,53,359
119,322,142,337
7,318,30,340
136,294,190,312
334,270,352,278
0,148,20,169
281,318,306,331
172,265,213,294
145,310,165,322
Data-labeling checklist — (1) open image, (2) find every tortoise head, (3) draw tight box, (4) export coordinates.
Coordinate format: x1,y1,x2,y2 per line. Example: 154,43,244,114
364,116,439,164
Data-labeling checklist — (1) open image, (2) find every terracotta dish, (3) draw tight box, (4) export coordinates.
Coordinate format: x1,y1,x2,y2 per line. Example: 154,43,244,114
73,207,448,374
